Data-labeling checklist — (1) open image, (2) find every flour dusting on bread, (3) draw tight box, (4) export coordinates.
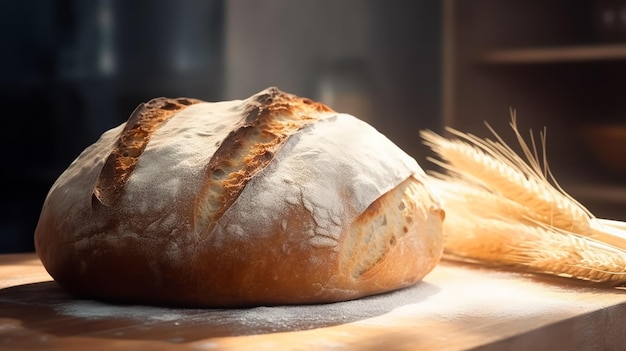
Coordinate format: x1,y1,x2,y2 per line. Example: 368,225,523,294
34,87,444,307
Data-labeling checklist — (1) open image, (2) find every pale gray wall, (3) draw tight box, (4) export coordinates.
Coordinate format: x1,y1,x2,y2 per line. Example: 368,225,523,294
224,0,442,161
224,0,375,98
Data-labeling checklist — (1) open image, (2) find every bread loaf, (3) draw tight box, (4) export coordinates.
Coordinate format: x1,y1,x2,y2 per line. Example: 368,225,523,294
34,87,444,307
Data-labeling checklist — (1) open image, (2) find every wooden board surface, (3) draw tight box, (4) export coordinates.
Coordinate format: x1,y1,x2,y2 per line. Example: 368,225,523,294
1,253,625,350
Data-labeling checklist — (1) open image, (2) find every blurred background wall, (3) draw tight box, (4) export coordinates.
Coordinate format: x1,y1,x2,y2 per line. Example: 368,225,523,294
0,0,442,253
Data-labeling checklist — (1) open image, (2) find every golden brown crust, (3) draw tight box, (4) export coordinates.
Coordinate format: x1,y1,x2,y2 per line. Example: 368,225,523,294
93,97,201,207
44,177,443,307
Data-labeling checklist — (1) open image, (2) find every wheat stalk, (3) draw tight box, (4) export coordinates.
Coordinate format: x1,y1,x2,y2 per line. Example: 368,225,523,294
421,113,626,285
441,211,626,284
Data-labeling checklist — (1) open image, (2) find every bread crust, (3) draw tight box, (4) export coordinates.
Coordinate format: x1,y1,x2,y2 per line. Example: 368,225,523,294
34,88,444,307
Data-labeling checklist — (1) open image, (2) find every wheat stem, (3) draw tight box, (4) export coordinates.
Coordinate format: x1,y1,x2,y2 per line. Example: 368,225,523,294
442,213,626,284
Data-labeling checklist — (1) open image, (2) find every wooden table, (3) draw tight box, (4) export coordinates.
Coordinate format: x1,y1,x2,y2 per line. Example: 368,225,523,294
1,253,625,350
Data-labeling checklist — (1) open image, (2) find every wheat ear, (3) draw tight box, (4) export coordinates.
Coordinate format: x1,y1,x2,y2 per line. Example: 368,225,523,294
421,117,591,234
421,113,626,285
421,113,626,251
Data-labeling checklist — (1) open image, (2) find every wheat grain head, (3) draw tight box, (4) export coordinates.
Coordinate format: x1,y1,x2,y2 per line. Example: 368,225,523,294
420,118,593,234
422,113,626,285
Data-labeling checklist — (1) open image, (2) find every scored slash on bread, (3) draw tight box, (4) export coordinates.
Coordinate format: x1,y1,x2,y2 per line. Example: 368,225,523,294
92,88,336,237
195,88,332,235
93,97,201,207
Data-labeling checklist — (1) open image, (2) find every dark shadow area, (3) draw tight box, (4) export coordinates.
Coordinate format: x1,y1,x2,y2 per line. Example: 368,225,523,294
0,280,440,343
0,0,225,254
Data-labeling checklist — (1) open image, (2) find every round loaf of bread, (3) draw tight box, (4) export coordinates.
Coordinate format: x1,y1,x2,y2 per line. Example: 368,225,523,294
34,87,444,307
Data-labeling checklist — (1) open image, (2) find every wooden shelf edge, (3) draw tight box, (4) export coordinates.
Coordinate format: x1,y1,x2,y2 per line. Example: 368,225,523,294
476,44,626,64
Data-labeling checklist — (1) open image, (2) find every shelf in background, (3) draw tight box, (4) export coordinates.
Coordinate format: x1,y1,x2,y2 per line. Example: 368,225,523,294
444,0,626,221
476,44,626,64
